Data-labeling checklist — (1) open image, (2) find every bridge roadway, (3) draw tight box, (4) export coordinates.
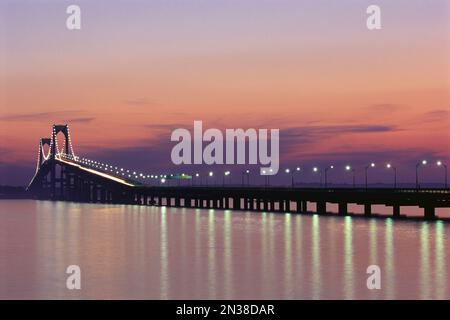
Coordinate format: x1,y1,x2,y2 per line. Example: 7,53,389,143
27,157,450,220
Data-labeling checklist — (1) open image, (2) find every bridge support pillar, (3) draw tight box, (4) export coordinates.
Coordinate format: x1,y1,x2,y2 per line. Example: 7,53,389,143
175,197,180,207
269,200,274,211
317,201,326,214
92,184,98,202
285,200,291,212
100,189,106,203
424,206,436,220
225,197,230,209
393,205,400,217
278,200,284,212
296,200,301,213
302,201,307,213
338,202,348,215
364,204,372,216
263,200,268,211
234,198,241,210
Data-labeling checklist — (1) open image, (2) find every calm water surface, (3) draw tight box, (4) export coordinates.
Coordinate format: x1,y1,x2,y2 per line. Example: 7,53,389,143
0,200,449,299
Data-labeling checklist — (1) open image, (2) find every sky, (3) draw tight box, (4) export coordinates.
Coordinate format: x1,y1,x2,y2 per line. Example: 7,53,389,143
0,0,449,186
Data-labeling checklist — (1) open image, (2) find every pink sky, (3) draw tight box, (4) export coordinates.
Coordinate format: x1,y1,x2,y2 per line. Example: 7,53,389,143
0,0,449,185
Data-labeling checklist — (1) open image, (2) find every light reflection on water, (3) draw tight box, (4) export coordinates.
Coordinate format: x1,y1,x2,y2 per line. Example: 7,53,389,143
0,200,448,299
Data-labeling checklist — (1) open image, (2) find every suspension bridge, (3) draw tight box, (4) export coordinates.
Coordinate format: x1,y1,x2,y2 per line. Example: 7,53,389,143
27,124,450,220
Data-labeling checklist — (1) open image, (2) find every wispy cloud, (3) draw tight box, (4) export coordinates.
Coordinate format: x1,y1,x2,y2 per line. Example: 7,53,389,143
422,109,449,122
282,124,397,143
367,103,403,113
123,98,156,107
0,110,82,122
66,117,95,123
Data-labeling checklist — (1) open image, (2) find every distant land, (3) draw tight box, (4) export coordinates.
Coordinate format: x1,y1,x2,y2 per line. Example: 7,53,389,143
0,186,30,199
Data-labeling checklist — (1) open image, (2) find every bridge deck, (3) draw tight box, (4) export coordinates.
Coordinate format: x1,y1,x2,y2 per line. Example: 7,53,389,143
28,157,450,220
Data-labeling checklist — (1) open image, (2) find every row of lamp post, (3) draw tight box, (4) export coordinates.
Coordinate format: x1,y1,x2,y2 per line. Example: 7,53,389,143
169,160,447,188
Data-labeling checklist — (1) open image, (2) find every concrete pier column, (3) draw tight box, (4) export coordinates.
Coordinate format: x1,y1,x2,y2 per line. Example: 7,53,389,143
338,202,348,215
364,203,372,216
256,199,261,211
175,197,180,207
424,206,436,219
302,201,307,213
247,198,252,210
234,198,241,210
296,200,301,213
263,200,269,211
92,184,97,202
285,200,291,212
99,188,106,203
270,200,275,211
317,201,326,214
393,205,400,217
278,200,284,212
243,198,248,210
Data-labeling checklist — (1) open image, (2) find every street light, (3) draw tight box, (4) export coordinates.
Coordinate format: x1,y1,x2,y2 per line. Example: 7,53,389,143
194,173,200,186
324,165,334,188
268,168,273,186
313,167,322,187
437,161,448,188
386,163,397,188
285,168,294,187
296,167,301,187
345,165,356,188
365,162,375,189
207,171,214,186
242,169,250,186
416,160,427,189
223,171,231,186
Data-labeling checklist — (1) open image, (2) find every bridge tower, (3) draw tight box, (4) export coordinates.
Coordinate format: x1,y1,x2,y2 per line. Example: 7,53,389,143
50,124,75,159
36,138,51,171
48,124,76,199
